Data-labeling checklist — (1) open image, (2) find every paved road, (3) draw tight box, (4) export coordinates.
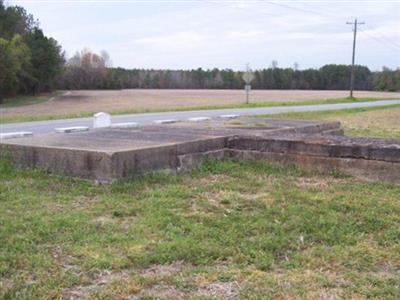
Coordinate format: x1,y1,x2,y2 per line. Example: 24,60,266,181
1,99,400,135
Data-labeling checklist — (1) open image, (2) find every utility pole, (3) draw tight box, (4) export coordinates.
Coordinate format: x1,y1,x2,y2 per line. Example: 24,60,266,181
346,19,364,98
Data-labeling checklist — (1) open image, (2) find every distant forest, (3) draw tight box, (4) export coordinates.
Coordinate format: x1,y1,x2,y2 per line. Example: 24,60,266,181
59,63,400,92
1,0,399,104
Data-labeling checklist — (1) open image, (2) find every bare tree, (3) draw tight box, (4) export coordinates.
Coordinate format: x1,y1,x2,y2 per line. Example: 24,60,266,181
67,51,81,66
100,50,112,68
270,60,278,69
242,63,254,84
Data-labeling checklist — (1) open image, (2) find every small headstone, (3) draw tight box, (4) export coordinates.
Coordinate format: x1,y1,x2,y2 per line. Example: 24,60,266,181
0,131,33,139
93,112,111,128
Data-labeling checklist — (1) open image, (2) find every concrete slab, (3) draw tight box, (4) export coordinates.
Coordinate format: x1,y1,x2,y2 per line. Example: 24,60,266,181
2,117,399,183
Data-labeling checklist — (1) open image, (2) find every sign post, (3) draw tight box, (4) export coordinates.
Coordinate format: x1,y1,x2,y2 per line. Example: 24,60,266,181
242,63,254,104
245,84,251,104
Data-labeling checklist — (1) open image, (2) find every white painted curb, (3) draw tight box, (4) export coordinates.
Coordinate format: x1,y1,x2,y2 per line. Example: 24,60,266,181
153,119,177,124
55,126,89,133
0,131,33,139
220,114,240,119
110,122,140,128
187,117,211,122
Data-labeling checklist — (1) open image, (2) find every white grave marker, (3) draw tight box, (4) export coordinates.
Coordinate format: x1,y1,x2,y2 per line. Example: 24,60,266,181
93,112,111,128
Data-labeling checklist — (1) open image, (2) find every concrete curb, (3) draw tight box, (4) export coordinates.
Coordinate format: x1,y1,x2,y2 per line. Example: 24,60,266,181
55,126,89,133
220,114,239,119
153,119,178,124
0,131,33,139
187,117,211,122
110,122,139,128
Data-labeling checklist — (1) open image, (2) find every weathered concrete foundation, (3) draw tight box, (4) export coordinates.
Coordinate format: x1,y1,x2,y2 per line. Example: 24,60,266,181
1,118,399,183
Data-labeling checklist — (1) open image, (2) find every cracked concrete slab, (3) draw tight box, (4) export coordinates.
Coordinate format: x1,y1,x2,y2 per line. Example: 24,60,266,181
1,118,399,183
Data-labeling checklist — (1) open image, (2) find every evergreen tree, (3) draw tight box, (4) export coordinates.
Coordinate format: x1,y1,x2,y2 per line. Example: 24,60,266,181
0,0,64,102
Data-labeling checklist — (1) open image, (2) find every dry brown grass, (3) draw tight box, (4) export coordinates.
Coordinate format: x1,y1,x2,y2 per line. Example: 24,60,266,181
276,105,400,139
324,106,400,139
2,89,400,119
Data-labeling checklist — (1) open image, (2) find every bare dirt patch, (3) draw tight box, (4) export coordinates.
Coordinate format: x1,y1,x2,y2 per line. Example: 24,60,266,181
140,261,185,278
3,89,400,119
197,281,240,298
294,177,350,189
61,262,186,299
137,284,186,299
62,270,122,299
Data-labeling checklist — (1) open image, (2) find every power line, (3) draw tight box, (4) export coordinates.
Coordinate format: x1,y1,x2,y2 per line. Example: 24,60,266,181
262,1,400,53
363,24,400,49
210,0,400,65
359,28,400,52
204,0,277,16
261,0,329,17
300,2,349,20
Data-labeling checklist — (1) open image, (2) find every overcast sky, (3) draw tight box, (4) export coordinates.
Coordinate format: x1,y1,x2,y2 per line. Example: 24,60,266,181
9,0,400,71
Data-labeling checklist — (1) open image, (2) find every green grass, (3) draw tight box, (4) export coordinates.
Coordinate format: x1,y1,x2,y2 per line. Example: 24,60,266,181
1,159,399,299
0,96,395,124
0,95,53,108
262,104,400,139
0,111,95,124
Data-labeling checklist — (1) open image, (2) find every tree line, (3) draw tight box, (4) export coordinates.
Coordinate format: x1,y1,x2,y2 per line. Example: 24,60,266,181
58,61,400,92
0,0,64,103
1,0,399,104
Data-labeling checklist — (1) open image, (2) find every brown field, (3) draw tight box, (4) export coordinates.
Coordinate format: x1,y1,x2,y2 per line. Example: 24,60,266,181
2,89,400,120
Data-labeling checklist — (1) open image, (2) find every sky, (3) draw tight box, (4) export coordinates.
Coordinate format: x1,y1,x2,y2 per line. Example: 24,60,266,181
9,0,400,71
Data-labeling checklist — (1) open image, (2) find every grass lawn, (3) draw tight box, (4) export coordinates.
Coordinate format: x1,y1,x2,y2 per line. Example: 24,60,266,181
0,96,396,124
266,104,400,139
1,159,399,299
0,95,53,109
